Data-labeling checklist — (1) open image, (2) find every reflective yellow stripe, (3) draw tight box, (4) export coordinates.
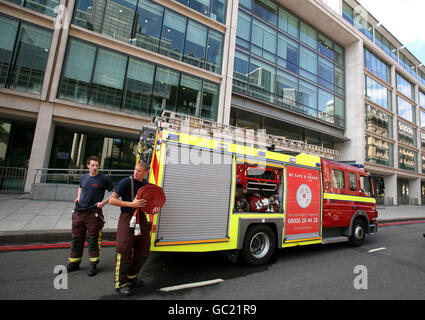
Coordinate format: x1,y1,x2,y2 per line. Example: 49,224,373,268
127,275,137,280
156,238,229,246
115,253,121,289
323,193,376,204
89,257,100,262
68,257,81,263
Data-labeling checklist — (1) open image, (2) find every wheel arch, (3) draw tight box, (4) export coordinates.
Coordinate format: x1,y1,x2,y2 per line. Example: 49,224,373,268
237,218,282,250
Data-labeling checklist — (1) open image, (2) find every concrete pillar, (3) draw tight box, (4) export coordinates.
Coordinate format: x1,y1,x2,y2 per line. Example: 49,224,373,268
336,39,365,163
24,102,55,192
409,178,421,205
384,174,397,206
219,0,239,125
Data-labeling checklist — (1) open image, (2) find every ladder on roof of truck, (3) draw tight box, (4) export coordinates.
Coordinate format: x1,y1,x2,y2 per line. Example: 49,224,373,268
149,111,339,160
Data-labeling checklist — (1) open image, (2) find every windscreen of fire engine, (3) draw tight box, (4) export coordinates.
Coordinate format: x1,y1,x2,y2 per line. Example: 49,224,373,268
234,162,283,214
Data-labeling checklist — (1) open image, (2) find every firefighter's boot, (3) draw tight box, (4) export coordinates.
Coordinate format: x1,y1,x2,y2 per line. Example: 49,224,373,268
116,284,133,297
88,263,98,277
67,263,80,272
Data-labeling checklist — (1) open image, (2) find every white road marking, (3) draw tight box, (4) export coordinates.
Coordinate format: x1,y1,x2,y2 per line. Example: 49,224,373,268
368,247,386,253
159,279,224,292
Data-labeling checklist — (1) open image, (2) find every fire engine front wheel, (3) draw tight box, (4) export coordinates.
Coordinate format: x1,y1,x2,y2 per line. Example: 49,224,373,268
242,225,276,266
350,218,366,246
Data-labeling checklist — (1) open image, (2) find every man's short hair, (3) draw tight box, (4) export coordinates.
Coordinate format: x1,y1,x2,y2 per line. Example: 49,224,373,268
87,155,100,165
136,161,149,171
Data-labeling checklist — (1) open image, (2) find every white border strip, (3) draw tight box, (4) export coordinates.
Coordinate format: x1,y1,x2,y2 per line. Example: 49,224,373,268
159,279,224,292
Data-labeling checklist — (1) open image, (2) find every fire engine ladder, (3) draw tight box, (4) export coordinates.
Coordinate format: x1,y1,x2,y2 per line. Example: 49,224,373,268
152,111,339,160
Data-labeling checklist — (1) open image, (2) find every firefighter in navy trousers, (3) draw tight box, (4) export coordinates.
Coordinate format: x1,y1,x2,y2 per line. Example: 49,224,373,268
66,155,114,276
109,161,160,296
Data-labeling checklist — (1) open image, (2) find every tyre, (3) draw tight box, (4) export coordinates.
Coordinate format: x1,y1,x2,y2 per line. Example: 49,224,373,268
350,218,366,246
242,224,276,266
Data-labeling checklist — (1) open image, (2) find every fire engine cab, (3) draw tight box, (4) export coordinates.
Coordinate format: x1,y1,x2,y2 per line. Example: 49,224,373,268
139,112,378,265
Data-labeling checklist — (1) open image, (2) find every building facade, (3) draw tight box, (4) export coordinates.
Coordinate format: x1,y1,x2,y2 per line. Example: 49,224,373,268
0,0,424,206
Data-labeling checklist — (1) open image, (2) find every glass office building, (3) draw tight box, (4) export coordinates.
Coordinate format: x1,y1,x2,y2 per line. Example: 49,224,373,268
0,0,424,206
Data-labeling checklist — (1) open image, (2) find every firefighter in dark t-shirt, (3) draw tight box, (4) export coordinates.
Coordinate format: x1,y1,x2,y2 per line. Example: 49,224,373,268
109,161,160,296
66,155,114,277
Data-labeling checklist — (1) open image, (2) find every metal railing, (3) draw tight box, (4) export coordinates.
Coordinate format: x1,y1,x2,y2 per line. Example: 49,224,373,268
0,167,28,192
34,168,134,185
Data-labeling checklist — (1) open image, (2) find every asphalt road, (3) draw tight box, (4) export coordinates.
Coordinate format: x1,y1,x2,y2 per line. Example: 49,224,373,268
0,222,424,301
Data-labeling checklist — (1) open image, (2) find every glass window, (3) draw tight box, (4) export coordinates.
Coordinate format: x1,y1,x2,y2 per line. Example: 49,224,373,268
20,0,60,18
334,66,344,96
342,1,354,24
236,10,251,50
0,16,19,87
253,0,277,25
398,120,416,148
276,70,298,108
49,127,138,173
365,136,393,167
8,23,52,94
252,19,277,63
233,51,250,94
277,33,298,73
206,30,223,74
249,58,275,102
332,169,345,189
318,34,334,60
177,74,202,116
334,96,344,127
299,80,317,116
201,81,219,120
420,91,425,109
318,89,334,123
375,31,397,62
299,46,317,82
59,39,96,104
396,73,414,101
152,66,180,113
420,110,425,129
239,0,252,10
278,7,298,39
73,0,97,30
399,147,417,172
97,0,138,43
318,57,334,91
365,75,392,110
365,105,392,138
183,20,208,68
300,22,317,50
133,0,164,52
123,58,155,115
190,0,210,16
360,175,372,196
397,96,415,123
160,10,187,61
89,49,127,109
211,0,226,23
349,172,357,191
364,48,391,83
399,52,416,78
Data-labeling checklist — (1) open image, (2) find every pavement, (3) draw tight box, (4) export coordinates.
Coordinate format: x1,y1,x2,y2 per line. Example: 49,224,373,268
0,193,424,245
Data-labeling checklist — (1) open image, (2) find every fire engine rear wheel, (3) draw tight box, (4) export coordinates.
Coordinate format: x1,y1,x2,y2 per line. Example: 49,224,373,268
242,225,276,266
350,218,366,246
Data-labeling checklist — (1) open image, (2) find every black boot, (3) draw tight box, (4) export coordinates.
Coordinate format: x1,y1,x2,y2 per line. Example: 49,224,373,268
88,263,98,277
67,263,80,272
116,284,133,297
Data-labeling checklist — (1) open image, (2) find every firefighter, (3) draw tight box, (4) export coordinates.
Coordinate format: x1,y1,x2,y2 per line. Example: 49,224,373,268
109,161,160,296
66,155,114,277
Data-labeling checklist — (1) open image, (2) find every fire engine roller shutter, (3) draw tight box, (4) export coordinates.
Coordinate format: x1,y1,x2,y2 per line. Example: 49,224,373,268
156,144,233,243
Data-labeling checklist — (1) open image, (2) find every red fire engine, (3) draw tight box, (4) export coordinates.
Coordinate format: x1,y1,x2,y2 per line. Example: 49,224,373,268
138,112,378,265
